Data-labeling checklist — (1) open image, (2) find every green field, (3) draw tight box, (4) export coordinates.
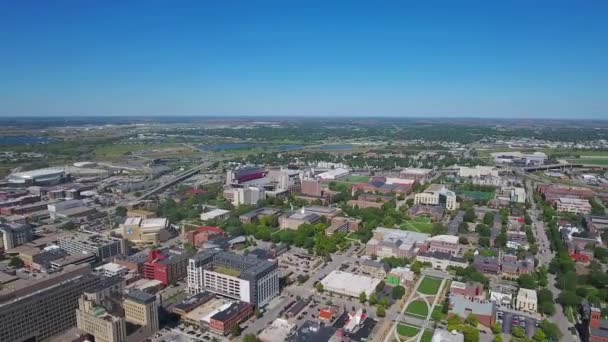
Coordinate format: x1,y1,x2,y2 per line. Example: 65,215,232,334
417,276,442,295
457,190,495,200
94,143,181,157
420,330,434,342
400,217,434,233
406,300,429,317
345,175,371,183
397,324,420,337
567,158,608,166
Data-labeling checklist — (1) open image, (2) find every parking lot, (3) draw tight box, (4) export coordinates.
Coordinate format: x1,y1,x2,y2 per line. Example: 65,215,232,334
278,251,323,281
496,310,539,338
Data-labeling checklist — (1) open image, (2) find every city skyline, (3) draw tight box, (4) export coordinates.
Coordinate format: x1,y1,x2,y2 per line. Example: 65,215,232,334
1,1,607,118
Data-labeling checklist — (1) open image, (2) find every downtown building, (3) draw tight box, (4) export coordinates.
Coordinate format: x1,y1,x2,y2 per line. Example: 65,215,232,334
0,264,101,342
187,251,279,307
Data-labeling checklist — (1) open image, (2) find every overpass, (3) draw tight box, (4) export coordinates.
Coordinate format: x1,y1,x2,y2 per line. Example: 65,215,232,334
136,166,203,200
521,163,608,172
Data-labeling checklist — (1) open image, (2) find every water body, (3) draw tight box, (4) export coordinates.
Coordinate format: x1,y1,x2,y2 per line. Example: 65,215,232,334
0,136,53,145
199,143,305,152
318,144,354,151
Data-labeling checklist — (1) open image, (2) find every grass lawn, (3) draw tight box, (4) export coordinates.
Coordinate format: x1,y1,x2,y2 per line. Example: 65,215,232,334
346,175,371,183
420,330,434,342
397,324,420,337
567,158,608,166
400,217,434,233
417,276,442,295
94,143,180,157
406,300,429,317
457,190,495,201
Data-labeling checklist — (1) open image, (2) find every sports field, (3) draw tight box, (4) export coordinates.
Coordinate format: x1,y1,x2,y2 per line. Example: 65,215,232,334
406,300,429,317
400,217,434,233
417,276,442,295
397,324,420,337
457,190,495,201
345,175,371,183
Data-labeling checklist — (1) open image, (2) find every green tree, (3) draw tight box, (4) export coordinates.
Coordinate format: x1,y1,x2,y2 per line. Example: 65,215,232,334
461,325,480,342
376,280,386,292
243,334,259,342
8,257,24,268
465,313,478,327
493,335,503,342
532,329,546,342
230,324,241,337
539,320,562,341
359,291,367,304
115,206,127,217
491,323,502,334
511,327,525,338
369,293,378,306
392,285,406,299
316,283,324,293
517,274,538,289
376,305,386,317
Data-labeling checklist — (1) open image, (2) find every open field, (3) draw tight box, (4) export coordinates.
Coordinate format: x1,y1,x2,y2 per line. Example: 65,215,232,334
417,276,442,295
94,143,183,157
345,175,371,183
406,300,429,317
567,158,608,166
397,324,420,338
400,217,434,233
457,190,495,200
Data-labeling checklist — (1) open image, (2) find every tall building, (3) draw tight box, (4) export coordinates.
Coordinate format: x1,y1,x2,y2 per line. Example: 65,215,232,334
0,264,101,342
123,290,160,333
223,187,266,206
187,251,279,307
143,248,193,285
0,222,34,250
76,277,127,342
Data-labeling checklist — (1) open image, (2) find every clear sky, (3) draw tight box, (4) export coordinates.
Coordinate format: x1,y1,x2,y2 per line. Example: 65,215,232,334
1,1,607,118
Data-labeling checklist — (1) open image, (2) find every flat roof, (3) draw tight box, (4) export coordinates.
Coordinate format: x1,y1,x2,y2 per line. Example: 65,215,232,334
126,290,156,304
321,271,381,297
184,297,232,324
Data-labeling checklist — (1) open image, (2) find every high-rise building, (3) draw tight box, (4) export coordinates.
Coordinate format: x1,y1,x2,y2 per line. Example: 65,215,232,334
187,251,279,307
123,290,159,333
0,222,34,250
76,277,127,342
0,264,101,342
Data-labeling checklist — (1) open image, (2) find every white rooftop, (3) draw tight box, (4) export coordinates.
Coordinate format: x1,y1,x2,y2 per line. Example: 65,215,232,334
428,235,459,244
321,270,381,297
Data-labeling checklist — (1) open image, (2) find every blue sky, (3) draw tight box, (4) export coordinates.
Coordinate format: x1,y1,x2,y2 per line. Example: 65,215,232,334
1,1,607,118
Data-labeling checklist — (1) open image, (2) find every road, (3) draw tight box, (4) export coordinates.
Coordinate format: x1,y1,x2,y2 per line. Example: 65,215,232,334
525,179,574,342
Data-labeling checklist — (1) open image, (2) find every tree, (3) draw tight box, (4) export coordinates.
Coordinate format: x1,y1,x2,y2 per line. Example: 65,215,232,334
8,257,23,268
483,212,495,225
537,288,555,316
230,324,241,337
517,274,538,289
511,327,526,338
359,291,367,304
532,329,546,342
461,325,480,342
539,320,562,341
369,293,378,306
478,237,490,248
392,285,406,299
493,335,503,342
316,283,324,293
411,261,423,275
464,208,476,222
243,334,259,342
376,305,386,317
115,206,127,217
465,313,478,327
491,323,502,334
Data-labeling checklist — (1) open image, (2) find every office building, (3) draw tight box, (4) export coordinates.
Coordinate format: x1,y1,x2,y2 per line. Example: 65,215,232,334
143,248,193,285
123,290,160,333
279,205,341,230
0,222,33,250
187,251,279,307
223,186,266,206
47,199,85,219
414,184,458,210
320,271,380,298
58,232,124,260
76,277,127,342
0,264,101,342
426,235,461,255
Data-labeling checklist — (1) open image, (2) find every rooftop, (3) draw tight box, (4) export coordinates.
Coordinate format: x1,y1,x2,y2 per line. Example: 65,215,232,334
125,290,156,304
320,270,381,296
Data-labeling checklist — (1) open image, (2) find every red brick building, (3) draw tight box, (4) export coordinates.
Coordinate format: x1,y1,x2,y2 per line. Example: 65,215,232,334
590,307,608,342
209,302,253,335
185,226,224,247
143,248,193,285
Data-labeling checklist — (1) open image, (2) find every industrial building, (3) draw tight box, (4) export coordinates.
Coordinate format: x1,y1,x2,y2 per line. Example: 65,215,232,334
187,251,279,307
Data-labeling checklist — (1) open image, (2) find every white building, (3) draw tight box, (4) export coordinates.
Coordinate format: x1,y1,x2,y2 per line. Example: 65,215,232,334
317,168,349,180
458,166,498,178
414,184,458,210
516,288,537,313
95,262,129,278
224,187,266,206
320,271,380,298
47,199,85,219
200,209,231,221
497,187,526,204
